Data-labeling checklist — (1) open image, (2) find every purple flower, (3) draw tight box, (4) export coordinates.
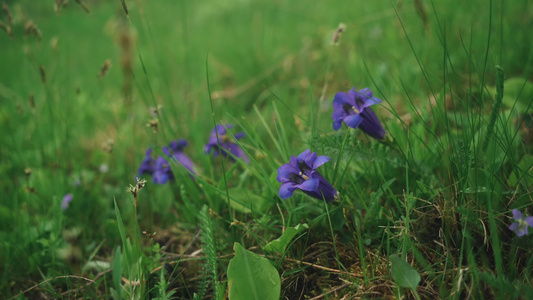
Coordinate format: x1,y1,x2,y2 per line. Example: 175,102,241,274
163,140,196,175
61,193,73,210
205,124,249,163
153,156,174,184
138,148,156,176
277,149,339,202
332,87,385,140
509,209,533,237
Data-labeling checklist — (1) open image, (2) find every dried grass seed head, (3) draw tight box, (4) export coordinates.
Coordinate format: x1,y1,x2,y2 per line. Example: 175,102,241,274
28,93,35,108
39,65,46,83
74,0,91,14
2,3,12,26
98,59,112,78
0,20,12,38
25,20,42,41
332,23,347,45
147,118,159,133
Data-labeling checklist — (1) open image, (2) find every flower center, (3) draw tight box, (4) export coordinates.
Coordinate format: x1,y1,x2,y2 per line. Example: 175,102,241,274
298,161,311,172
519,219,528,231
299,172,309,180
341,103,360,115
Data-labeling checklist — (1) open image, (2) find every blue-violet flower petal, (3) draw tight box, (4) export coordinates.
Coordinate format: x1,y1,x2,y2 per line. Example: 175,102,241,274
332,87,385,140
277,149,338,202
205,124,249,163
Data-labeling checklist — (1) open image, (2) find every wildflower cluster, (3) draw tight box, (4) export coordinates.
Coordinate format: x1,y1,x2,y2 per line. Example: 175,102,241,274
138,125,248,185
139,139,196,184
276,86,386,202
205,124,249,163
135,87,386,203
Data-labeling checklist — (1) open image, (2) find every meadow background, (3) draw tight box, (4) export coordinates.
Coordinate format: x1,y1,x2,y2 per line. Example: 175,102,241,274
1,0,533,298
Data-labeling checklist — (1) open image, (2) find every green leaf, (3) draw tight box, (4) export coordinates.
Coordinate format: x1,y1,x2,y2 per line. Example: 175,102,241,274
390,255,420,290
227,242,280,300
485,78,533,114
114,199,127,247
110,288,121,300
330,207,346,230
228,187,268,214
263,223,309,253
502,78,533,114
465,168,502,196
508,155,533,188
112,246,122,300
216,281,227,300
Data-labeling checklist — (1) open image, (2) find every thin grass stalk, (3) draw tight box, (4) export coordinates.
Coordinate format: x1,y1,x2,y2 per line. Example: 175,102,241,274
481,66,505,153
205,56,232,218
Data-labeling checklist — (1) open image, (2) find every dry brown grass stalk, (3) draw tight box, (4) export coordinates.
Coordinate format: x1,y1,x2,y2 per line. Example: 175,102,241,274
149,105,163,117
2,3,12,26
0,20,12,39
119,0,129,17
101,138,114,153
24,185,37,194
117,22,134,104
28,93,35,109
332,23,346,45
74,0,91,14
24,167,32,180
14,275,95,300
54,0,70,15
39,65,46,84
98,59,112,78
24,20,42,42
50,36,59,51
414,0,429,33
308,283,351,300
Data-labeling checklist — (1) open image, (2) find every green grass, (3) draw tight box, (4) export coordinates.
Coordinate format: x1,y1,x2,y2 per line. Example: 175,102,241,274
1,0,533,298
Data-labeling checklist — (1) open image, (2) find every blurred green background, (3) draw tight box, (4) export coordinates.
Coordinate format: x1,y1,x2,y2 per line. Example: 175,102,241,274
1,0,532,298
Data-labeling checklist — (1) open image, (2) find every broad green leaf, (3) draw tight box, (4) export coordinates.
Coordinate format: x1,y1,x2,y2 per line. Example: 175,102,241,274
110,288,121,300
263,223,309,253
330,207,346,230
465,168,502,197
485,78,533,114
228,187,268,214
508,155,533,188
390,255,420,290
502,78,533,114
227,242,280,300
